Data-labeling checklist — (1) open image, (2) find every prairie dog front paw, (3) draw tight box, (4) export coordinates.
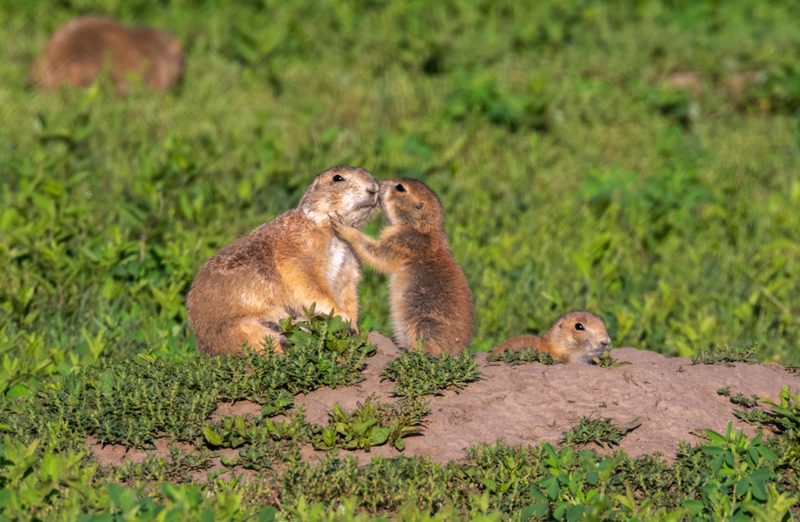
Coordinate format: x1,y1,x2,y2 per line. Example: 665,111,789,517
329,212,359,241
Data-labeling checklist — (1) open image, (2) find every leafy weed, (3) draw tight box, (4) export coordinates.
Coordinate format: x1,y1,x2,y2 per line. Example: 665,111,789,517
562,417,641,448
313,395,427,452
1,313,374,450
381,347,481,397
591,350,633,368
692,345,758,366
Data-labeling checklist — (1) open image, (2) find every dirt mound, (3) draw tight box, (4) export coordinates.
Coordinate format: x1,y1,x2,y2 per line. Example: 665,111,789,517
91,332,800,470
296,333,799,464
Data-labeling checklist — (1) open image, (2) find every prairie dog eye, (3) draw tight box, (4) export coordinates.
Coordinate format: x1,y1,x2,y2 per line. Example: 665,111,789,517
395,184,406,192
333,175,345,182
575,323,584,331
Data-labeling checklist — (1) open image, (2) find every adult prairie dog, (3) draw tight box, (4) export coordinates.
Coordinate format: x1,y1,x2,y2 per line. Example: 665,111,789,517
30,16,184,92
187,167,380,356
331,178,474,356
492,311,611,364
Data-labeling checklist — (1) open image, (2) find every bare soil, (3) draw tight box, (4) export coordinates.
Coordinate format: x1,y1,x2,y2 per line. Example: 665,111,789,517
91,332,800,472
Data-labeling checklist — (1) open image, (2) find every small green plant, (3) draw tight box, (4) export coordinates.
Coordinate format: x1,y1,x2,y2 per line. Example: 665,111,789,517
100,442,218,486
0,439,109,519
611,484,690,521
733,408,773,429
381,347,481,397
731,393,760,409
313,395,427,452
279,305,376,365
201,396,427,463
371,397,430,452
762,386,800,439
487,347,558,366
683,422,779,519
720,388,772,427
692,345,758,365
524,443,618,521
719,387,761,408
562,417,641,448
743,485,798,522
203,409,312,446
0,331,52,398
591,350,632,368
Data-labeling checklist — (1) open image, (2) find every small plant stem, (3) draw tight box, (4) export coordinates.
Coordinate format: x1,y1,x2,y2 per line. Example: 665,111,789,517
754,282,800,325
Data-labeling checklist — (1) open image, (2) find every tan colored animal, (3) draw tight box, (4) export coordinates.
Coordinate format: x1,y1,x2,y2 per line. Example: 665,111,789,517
331,178,474,356
30,16,184,92
492,311,611,364
187,166,380,355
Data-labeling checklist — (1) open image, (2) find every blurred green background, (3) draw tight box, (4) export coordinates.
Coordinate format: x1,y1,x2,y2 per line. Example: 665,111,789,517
1,0,799,392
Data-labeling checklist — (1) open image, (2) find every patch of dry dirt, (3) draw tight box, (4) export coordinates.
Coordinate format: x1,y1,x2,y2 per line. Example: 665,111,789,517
90,332,800,472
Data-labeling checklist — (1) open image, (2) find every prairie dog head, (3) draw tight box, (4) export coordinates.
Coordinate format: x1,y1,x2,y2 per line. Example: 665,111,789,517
550,311,611,363
137,28,184,62
379,178,444,233
138,28,184,62
300,166,380,227
132,28,185,89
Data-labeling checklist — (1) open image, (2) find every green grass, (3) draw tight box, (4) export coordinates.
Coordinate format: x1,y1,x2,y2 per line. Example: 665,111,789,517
3,420,800,521
2,0,800,381
3,0,800,519
1,313,374,452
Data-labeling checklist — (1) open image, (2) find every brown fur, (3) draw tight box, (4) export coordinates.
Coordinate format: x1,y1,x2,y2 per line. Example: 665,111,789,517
187,167,380,355
30,17,184,93
492,311,611,364
331,178,474,355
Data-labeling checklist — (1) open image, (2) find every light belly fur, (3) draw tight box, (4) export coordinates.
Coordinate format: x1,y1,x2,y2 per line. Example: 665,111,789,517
326,238,354,304
389,271,412,347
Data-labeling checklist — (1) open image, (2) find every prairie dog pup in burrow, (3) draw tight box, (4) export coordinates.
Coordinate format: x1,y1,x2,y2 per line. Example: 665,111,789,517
492,311,611,364
30,16,184,92
187,166,380,356
331,178,474,356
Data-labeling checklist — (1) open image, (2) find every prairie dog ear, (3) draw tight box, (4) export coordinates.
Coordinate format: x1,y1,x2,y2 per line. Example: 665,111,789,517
414,202,424,210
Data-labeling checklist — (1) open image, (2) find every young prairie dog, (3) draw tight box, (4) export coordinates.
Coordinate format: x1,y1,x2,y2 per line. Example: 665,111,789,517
331,178,474,356
187,167,380,356
492,311,611,364
30,17,184,93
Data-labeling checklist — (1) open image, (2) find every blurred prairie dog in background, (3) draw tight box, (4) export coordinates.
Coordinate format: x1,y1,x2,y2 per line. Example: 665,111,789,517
493,311,611,364
30,16,184,93
332,178,474,356
187,167,380,356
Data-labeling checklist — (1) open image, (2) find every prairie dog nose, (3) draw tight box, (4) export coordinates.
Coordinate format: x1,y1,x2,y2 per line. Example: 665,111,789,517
600,338,611,348
367,182,379,194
